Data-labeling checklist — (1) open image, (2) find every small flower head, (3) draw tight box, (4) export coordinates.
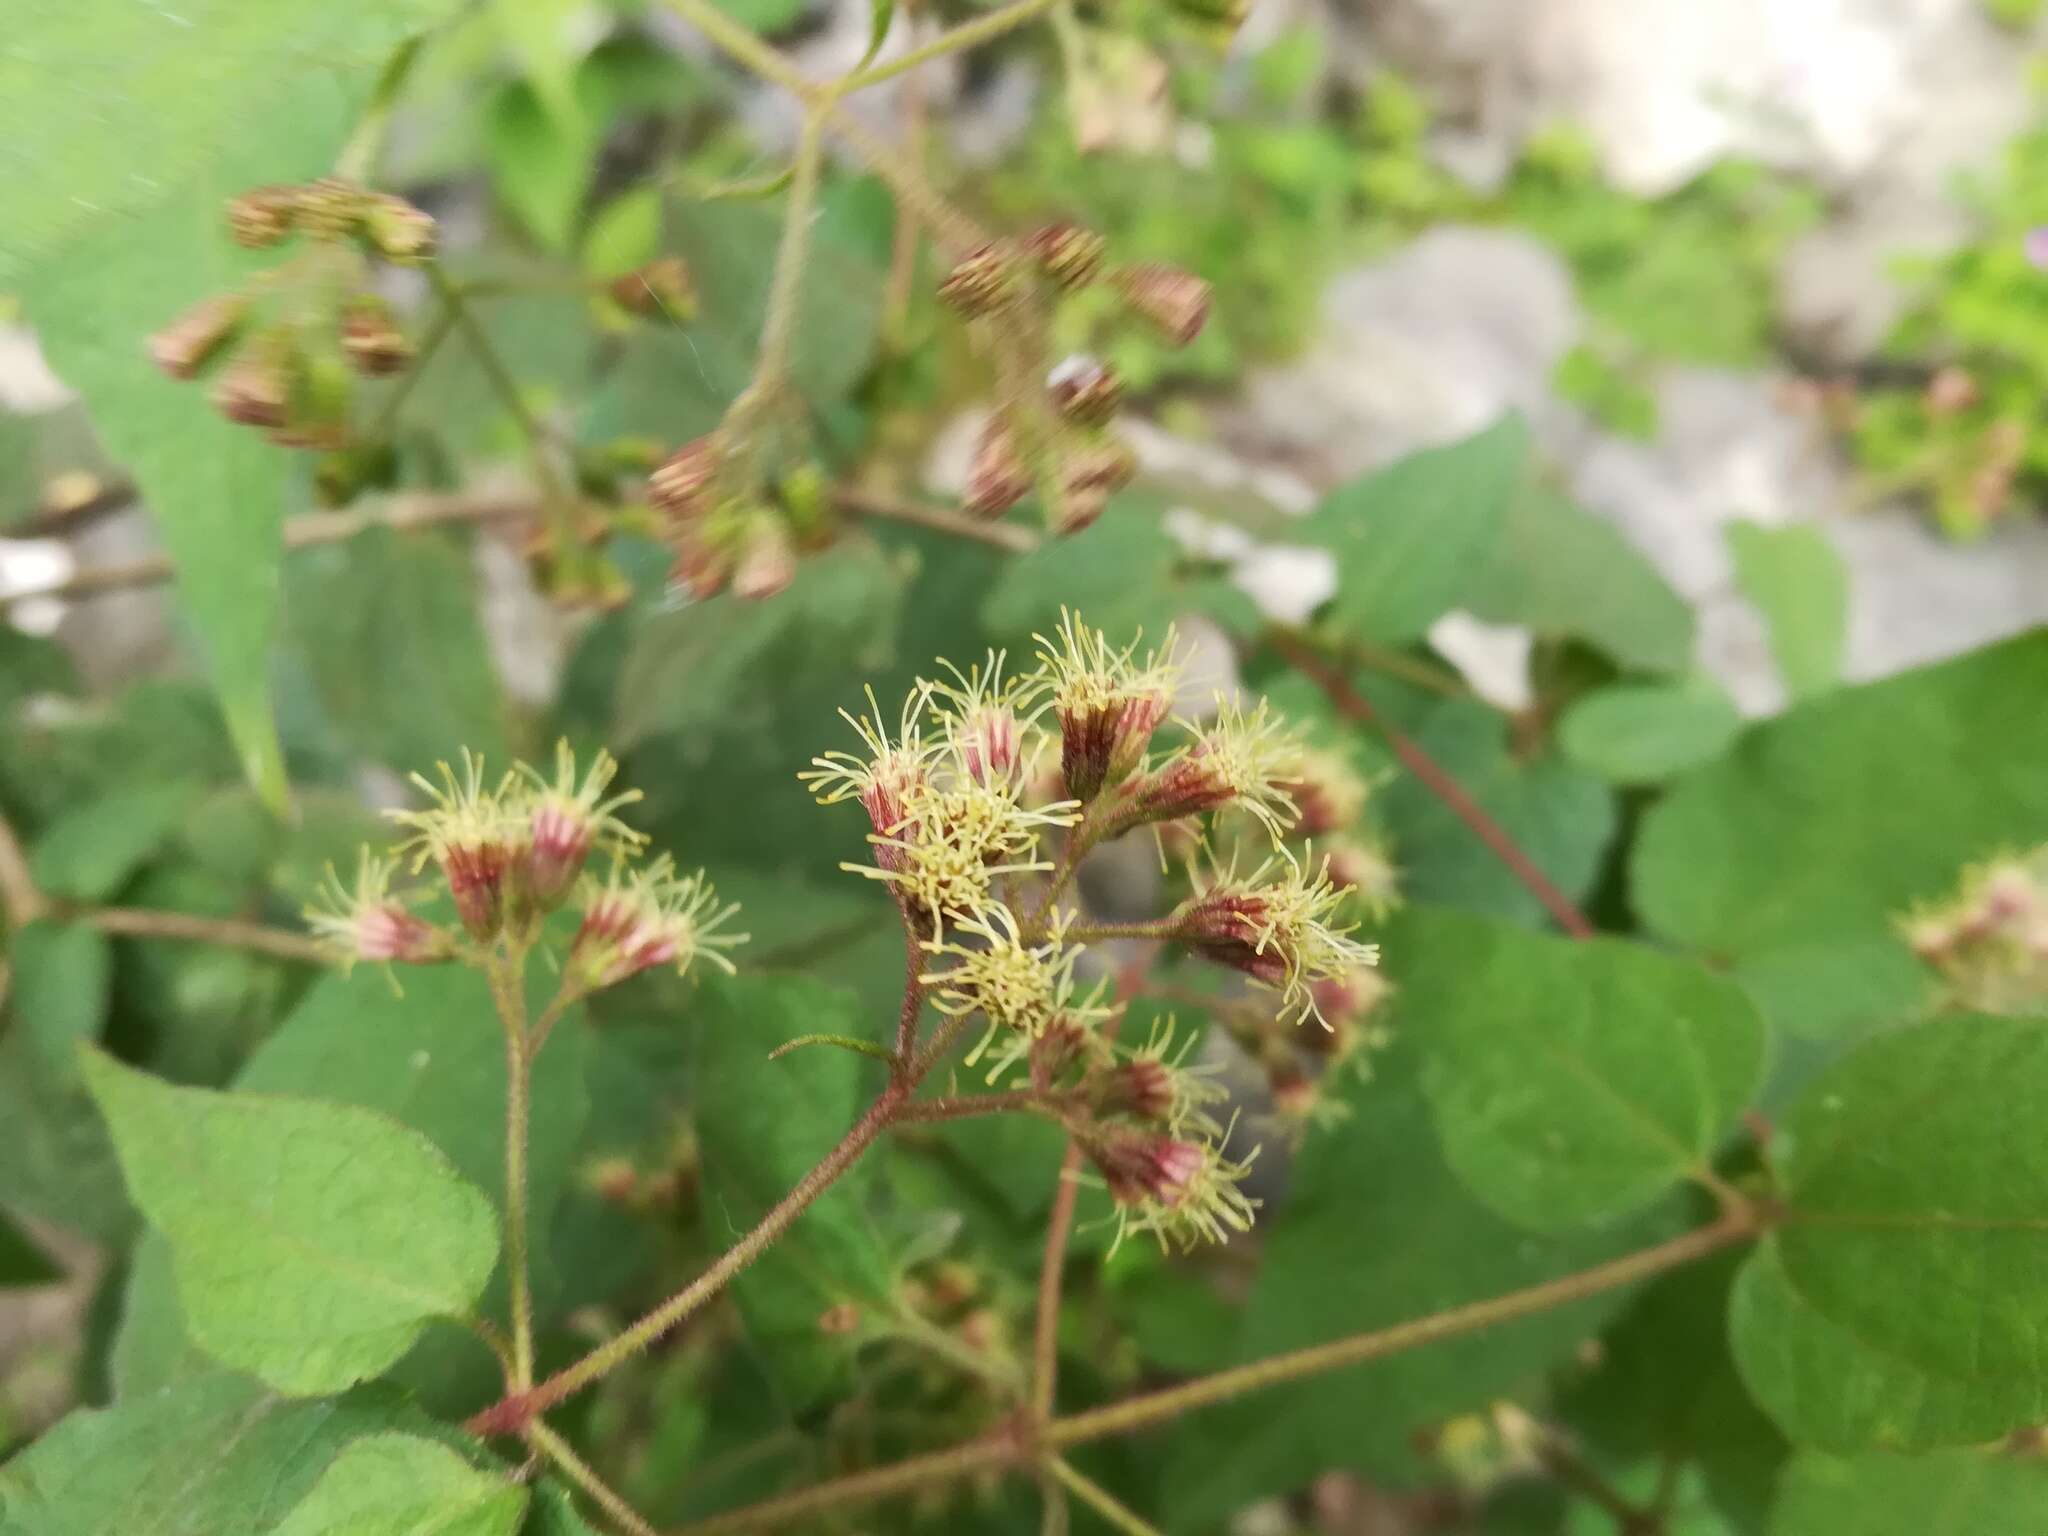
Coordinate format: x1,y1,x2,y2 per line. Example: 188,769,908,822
1047,356,1125,428
210,330,296,429
1048,437,1138,535
293,178,370,241
1113,262,1213,346
649,436,724,521
340,294,414,378
227,185,300,248
1277,746,1370,838
571,856,747,990
1033,610,1182,801
516,741,646,908
964,416,1033,520
733,512,797,600
1088,1121,1260,1252
938,242,1020,317
149,294,248,380
801,684,943,861
1026,222,1109,290
387,751,522,941
1124,696,1301,842
1098,1017,1226,1134
305,851,453,969
926,651,1044,790
609,256,697,320
1900,848,2048,1014
362,192,439,264
924,906,1090,1054
1324,836,1401,920
856,777,1077,937
1175,850,1382,1026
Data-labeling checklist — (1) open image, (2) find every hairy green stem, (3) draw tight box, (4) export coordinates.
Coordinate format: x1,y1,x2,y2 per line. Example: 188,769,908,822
838,0,1064,92
1044,1457,1165,1536
720,111,827,448
488,951,537,1389
529,1420,662,1536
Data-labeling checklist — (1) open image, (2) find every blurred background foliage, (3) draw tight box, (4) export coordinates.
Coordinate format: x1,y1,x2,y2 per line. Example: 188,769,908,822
3,1,2048,1533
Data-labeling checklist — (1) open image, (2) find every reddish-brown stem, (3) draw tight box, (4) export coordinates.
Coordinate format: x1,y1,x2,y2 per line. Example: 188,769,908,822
893,931,926,1079
893,1089,1073,1126
1267,630,1596,940
1029,950,1155,1425
674,1432,1022,1535
467,1082,907,1436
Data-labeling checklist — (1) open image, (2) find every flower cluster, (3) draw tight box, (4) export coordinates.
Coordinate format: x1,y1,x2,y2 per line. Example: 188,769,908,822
805,612,1391,1248
308,743,743,993
150,179,438,453
1902,847,2048,1014
644,437,830,603
945,223,1211,535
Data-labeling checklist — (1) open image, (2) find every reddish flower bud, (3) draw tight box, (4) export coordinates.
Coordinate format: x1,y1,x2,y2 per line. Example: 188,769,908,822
609,256,697,320
1048,437,1137,534
964,417,1033,519
1101,1056,1177,1123
938,242,1020,317
1047,355,1125,427
1036,612,1179,801
517,743,644,909
589,1158,640,1205
733,513,797,600
1026,222,1109,290
649,436,723,521
305,853,453,969
210,332,295,429
1114,262,1213,346
1030,1017,1100,1090
294,178,369,241
340,294,414,377
817,1302,862,1335
362,192,438,264
1091,1131,1206,1207
149,294,247,380
226,186,298,248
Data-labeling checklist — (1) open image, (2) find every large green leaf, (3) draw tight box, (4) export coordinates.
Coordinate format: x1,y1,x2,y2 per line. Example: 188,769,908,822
1298,415,1529,645
29,781,202,901
81,1048,500,1395
1395,908,1767,1230
284,526,509,774
1375,698,1616,929
0,1371,430,1535
1732,1017,2048,1453
1159,1038,1685,1521
1729,1240,2042,1454
1558,675,1743,786
0,1025,132,1244
269,1433,525,1536
1770,1449,2048,1535
6,0,457,807
1726,522,1846,701
1632,635,2048,1040
1464,488,1694,675
692,973,895,1406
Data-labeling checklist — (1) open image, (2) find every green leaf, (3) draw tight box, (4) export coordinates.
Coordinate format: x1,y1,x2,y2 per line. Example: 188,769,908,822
1729,1240,2042,1454
8,2,462,809
0,1209,61,1287
491,0,587,127
7,921,111,1071
1731,1016,2048,1452
29,781,201,901
1632,635,2048,1037
284,525,510,774
1160,1038,1683,1519
1558,675,1743,785
1463,488,1694,675
0,1371,431,1535
484,78,594,251
1726,522,1847,700
692,973,894,1406
0,0,455,277
80,1048,500,1395
1375,697,1616,929
271,1433,526,1536
0,1026,132,1244
1770,1449,2048,1535
858,0,896,68
527,1481,603,1536
1395,907,1767,1230
1299,414,1529,645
